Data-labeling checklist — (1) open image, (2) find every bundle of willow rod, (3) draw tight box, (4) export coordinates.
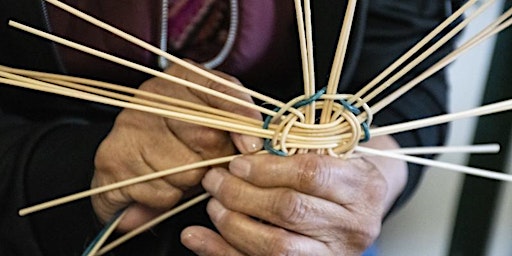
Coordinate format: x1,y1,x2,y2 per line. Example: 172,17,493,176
1,0,512,255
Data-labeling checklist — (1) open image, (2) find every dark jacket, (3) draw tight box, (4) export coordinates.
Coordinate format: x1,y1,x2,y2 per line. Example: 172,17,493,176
0,0,454,255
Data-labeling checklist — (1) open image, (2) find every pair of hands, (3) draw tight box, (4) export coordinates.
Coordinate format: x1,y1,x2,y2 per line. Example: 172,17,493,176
92,63,407,255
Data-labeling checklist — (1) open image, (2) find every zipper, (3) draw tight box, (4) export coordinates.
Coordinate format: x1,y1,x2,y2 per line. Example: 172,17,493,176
159,0,170,69
202,0,239,69
40,0,67,73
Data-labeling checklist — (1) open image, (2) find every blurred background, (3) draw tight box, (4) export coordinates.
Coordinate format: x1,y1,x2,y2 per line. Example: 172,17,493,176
378,0,512,255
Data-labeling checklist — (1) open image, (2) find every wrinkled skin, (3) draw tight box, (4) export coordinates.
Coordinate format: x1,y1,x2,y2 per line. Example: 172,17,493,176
182,134,406,256
92,63,407,254
92,63,262,231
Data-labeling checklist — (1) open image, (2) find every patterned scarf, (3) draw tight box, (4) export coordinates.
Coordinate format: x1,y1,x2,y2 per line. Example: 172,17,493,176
168,0,230,62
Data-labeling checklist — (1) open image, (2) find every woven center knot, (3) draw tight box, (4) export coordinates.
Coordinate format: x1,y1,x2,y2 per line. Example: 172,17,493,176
263,89,372,158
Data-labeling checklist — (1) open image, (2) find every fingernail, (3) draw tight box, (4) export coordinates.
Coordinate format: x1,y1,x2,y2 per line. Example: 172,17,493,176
202,168,224,194
241,135,263,153
229,157,251,179
207,199,227,223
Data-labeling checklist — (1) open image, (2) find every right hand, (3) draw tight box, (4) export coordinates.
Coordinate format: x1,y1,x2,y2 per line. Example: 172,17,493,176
91,62,263,231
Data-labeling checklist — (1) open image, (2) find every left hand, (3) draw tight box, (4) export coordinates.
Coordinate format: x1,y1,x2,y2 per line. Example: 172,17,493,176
181,141,406,255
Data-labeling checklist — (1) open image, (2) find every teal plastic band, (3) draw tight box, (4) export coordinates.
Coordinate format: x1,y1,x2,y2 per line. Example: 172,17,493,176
262,88,327,156
338,99,370,143
82,209,125,256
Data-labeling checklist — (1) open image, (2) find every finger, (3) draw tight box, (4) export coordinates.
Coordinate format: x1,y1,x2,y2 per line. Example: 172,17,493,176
114,204,163,232
228,154,388,205
168,62,263,153
202,168,351,236
181,226,244,256
108,108,208,190
91,171,183,231
138,72,237,160
205,199,328,256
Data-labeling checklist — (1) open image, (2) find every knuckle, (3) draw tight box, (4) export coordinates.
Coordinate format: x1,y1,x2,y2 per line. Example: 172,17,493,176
273,190,310,227
295,154,330,191
94,141,121,172
360,163,388,205
368,174,388,201
150,188,181,207
137,79,159,94
94,138,139,176
353,220,382,249
130,185,181,209
338,218,381,252
202,78,250,108
167,168,206,188
267,232,299,256
188,128,230,153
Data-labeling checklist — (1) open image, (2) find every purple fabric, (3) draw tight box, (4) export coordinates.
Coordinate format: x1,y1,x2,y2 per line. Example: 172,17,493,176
47,1,298,86
167,0,297,78
168,0,215,49
218,0,297,79
47,0,162,85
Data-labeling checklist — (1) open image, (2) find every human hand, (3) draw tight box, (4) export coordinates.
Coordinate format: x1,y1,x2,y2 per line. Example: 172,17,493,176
182,136,407,255
91,63,262,231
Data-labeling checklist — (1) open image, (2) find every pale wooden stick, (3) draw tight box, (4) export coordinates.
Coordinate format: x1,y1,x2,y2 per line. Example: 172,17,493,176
293,0,315,125
320,0,358,124
303,0,316,125
293,0,310,94
44,0,291,113
2,73,355,146
350,0,478,102
361,0,494,107
18,155,237,216
371,5,512,114
8,20,277,117
356,146,512,182
0,65,262,126
40,79,357,145
39,77,263,130
326,0,357,92
96,193,211,255
380,144,500,155
0,75,275,140
371,99,512,137
0,69,276,140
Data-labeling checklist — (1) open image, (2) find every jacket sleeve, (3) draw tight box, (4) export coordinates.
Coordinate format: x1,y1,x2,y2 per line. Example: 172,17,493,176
0,113,113,255
0,2,114,254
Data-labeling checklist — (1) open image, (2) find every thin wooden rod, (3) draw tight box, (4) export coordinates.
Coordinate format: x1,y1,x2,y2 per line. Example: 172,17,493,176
356,146,512,182
41,77,263,130
320,0,358,124
96,193,211,255
0,66,261,129
362,0,494,108
381,144,500,155
304,0,316,125
44,0,291,114
1,72,358,146
350,0,479,102
8,20,277,117
18,155,237,216
371,6,512,114
0,65,263,126
293,0,316,124
0,75,274,140
371,99,512,137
